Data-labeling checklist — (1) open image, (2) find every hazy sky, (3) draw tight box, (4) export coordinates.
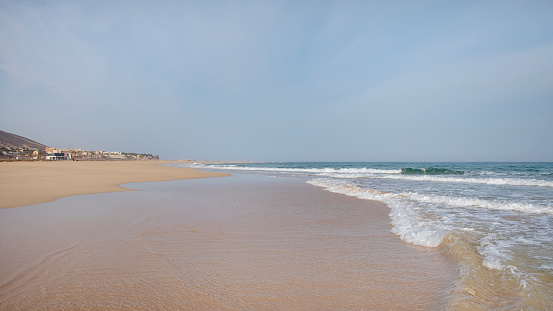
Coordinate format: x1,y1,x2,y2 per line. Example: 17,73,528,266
1,0,552,161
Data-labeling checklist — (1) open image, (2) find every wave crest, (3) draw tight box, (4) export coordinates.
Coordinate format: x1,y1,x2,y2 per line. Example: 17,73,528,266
401,167,465,175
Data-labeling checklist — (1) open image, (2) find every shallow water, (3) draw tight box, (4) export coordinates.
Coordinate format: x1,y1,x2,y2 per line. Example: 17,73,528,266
0,174,455,310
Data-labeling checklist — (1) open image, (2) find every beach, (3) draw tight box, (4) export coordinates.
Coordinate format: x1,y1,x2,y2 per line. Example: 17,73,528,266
0,161,457,310
0,160,229,209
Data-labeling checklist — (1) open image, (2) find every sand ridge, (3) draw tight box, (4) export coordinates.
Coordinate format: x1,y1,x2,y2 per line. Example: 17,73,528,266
0,160,229,209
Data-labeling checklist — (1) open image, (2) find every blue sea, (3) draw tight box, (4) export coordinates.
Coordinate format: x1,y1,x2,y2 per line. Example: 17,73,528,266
179,162,553,310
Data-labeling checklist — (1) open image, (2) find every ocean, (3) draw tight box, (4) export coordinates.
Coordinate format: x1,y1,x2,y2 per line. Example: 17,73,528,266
179,162,553,310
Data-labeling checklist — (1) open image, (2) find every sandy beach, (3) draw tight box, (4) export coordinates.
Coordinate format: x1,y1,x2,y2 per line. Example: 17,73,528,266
0,160,229,209
0,166,457,310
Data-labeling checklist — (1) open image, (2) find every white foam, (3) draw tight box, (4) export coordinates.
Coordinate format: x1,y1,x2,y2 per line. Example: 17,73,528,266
539,263,553,272
478,234,510,270
380,175,553,188
402,193,553,215
306,179,446,248
185,163,401,175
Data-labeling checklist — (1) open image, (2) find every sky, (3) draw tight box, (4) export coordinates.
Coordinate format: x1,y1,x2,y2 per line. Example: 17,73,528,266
1,0,552,161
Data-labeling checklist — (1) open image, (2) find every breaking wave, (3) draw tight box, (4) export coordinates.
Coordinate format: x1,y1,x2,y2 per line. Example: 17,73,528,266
382,175,553,188
187,163,401,175
401,167,465,175
187,163,553,188
306,178,446,248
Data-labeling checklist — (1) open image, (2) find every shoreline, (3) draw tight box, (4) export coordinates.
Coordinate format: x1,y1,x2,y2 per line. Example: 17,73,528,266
0,160,230,209
0,174,457,309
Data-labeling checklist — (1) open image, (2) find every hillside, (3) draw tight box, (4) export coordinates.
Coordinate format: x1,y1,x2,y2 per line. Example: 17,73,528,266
0,130,48,150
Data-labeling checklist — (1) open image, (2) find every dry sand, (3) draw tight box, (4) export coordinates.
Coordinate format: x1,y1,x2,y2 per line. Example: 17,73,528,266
0,160,229,209
0,174,457,310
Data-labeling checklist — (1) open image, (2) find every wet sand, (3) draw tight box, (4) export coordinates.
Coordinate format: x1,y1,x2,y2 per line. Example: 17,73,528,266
0,160,229,209
0,174,457,310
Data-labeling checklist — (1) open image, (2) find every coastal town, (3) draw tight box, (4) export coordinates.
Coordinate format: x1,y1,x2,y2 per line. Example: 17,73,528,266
0,145,160,161
0,130,159,161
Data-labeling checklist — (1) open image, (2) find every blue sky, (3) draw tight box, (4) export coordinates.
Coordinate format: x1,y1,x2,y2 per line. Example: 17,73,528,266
1,0,552,161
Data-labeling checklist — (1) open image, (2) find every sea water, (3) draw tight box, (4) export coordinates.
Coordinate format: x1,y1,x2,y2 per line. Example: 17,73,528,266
179,162,553,310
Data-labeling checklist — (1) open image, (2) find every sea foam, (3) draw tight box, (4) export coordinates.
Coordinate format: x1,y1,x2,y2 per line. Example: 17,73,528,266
307,178,446,248
381,175,553,188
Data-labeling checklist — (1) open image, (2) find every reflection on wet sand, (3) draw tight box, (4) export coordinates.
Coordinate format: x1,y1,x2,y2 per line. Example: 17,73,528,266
0,175,456,310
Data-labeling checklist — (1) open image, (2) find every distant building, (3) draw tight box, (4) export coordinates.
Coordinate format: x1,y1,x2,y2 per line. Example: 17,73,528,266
45,147,58,154
28,147,157,161
45,153,66,160
104,151,128,160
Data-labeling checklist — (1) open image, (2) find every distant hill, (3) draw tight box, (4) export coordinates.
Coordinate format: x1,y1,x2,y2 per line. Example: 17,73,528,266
0,130,48,150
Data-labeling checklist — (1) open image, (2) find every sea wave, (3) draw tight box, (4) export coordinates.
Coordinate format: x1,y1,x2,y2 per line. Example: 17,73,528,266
401,167,465,175
310,178,553,214
378,175,553,188
477,234,512,270
401,192,553,214
306,178,446,248
187,163,553,188
187,163,401,175
306,178,552,250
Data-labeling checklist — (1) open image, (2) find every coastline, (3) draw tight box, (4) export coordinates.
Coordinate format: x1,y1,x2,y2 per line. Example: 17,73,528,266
0,160,229,209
